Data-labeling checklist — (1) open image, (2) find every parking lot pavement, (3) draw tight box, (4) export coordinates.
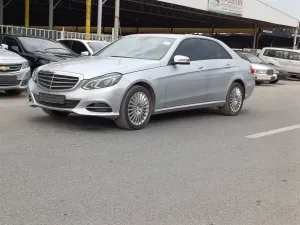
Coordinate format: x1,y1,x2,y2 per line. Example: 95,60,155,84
1,81,300,225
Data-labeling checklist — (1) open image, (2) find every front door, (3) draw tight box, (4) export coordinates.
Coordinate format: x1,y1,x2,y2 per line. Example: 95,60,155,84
164,38,208,108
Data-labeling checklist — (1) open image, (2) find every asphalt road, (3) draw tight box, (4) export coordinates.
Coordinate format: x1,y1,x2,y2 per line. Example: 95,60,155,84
1,81,300,225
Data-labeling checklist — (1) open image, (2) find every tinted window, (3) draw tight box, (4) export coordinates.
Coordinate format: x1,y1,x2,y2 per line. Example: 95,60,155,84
95,36,175,60
264,49,288,59
2,37,22,52
18,37,72,54
198,39,232,60
173,39,202,61
59,40,72,48
289,51,300,61
71,41,88,54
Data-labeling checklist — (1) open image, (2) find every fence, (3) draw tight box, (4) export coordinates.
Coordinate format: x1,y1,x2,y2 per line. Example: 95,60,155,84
0,25,113,42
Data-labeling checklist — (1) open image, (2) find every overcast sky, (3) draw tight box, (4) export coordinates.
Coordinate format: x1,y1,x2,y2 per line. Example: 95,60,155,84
262,0,300,20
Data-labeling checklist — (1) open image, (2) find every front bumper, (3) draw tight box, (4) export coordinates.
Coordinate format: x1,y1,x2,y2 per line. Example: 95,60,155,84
0,67,31,90
27,78,130,119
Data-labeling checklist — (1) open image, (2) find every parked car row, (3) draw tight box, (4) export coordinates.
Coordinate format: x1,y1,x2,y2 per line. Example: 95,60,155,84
0,34,110,95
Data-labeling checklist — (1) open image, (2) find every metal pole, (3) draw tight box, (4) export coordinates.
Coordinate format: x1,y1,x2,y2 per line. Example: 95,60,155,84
0,0,3,25
25,0,29,27
293,28,298,49
252,24,257,49
86,0,91,40
113,0,120,41
97,0,102,35
49,0,53,30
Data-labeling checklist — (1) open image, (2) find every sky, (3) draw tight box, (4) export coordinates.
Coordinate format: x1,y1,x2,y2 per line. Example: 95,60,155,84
262,0,300,20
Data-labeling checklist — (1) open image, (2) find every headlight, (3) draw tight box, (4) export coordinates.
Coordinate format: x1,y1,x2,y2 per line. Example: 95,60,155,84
82,73,122,90
254,69,267,74
32,69,38,83
22,61,30,69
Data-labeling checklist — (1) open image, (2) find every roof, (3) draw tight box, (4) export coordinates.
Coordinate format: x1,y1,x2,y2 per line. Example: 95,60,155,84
58,38,110,43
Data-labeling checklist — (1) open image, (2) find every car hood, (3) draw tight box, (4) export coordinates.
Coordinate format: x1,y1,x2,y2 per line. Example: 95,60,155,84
39,57,161,79
0,49,27,63
32,52,79,62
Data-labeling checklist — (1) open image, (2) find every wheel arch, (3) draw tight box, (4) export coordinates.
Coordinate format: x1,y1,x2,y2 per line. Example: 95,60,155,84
232,79,245,99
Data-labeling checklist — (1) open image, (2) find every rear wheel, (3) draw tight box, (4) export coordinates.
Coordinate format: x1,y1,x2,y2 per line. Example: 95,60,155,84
115,85,152,130
5,89,23,96
42,108,70,117
219,82,244,116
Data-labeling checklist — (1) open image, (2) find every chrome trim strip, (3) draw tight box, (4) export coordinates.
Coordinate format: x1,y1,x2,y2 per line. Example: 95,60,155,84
154,101,225,114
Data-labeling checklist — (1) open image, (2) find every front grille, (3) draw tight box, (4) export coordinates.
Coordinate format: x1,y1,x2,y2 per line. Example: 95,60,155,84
267,69,274,75
37,71,80,91
0,76,21,86
0,64,22,73
33,94,80,109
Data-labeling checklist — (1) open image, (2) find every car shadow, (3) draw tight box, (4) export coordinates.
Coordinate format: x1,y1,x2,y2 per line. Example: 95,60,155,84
0,91,27,99
28,107,251,131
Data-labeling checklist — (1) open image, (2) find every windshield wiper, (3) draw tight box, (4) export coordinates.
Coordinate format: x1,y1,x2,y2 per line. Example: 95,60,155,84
110,55,134,58
45,48,68,51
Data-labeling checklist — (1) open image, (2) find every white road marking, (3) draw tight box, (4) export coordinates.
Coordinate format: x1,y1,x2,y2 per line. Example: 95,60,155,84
246,125,300,139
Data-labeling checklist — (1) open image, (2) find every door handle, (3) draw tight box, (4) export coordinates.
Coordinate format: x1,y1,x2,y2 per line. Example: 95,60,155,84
198,66,204,71
225,64,231,68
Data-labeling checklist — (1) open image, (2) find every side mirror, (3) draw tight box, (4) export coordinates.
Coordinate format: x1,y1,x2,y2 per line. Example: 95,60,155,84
81,51,90,56
0,44,8,50
173,55,190,65
11,46,20,52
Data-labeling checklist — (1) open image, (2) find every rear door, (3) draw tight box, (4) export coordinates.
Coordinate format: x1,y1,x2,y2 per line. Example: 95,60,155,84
287,51,300,73
198,39,234,102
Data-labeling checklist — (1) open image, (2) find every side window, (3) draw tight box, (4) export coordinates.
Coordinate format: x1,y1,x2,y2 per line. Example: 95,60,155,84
198,39,232,60
60,40,72,48
173,39,202,61
71,41,88,54
263,49,276,57
2,37,22,53
289,51,300,61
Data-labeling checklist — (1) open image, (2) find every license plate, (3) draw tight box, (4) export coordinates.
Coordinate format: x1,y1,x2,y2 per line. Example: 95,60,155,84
0,76,17,81
39,93,65,105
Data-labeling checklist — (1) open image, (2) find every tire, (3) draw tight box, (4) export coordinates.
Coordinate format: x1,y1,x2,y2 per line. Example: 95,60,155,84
5,89,23,96
115,85,152,130
269,79,279,84
219,82,244,116
42,108,70,117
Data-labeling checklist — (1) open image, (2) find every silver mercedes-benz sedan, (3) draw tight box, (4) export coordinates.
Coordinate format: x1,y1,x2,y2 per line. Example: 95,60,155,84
28,34,255,129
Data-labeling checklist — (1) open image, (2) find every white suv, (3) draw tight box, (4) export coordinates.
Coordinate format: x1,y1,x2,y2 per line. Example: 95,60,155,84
259,47,300,78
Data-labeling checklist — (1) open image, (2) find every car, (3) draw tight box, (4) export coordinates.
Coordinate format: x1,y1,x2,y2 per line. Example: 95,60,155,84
27,34,255,130
0,34,79,71
58,39,110,56
0,44,31,95
235,51,287,84
258,47,300,79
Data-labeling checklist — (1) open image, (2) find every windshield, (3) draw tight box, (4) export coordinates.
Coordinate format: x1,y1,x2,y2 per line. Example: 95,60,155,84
88,42,110,52
95,36,176,60
19,37,73,54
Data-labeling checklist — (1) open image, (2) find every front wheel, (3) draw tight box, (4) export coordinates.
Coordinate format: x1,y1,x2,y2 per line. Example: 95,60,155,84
269,79,279,84
115,85,152,130
219,82,244,116
42,108,70,117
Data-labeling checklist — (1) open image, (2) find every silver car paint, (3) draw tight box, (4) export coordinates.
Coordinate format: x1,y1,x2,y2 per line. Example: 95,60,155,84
0,49,31,90
28,34,255,118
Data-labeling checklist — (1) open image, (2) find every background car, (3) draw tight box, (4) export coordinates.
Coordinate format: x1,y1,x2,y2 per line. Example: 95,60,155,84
58,39,110,56
235,50,287,84
0,34,79,71
259,47,300,79
28,34,255,130
0,44,31,95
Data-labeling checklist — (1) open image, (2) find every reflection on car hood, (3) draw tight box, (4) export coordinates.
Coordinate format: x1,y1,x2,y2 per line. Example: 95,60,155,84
32,52,78,62
0,49,27,63
40,57,161,79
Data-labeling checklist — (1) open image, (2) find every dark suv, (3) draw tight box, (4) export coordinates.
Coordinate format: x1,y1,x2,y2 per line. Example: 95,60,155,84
0,34,79,71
